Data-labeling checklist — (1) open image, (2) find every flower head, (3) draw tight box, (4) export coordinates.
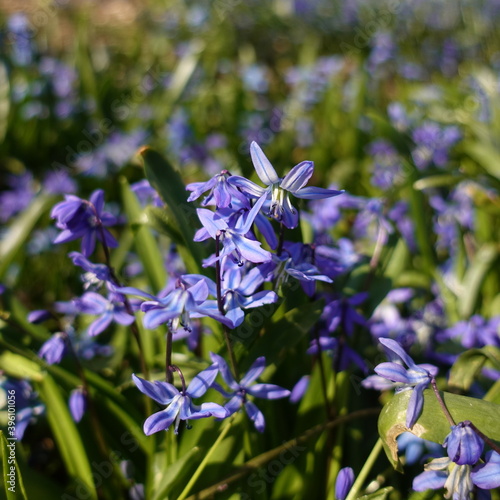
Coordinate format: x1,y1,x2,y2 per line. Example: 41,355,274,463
132,364,228,435
51,189,118,256
229,142,343,229
370,337,438,428
210,352,290,432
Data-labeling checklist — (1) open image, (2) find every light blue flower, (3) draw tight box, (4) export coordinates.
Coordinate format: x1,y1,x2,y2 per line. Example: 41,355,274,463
229,141,343,229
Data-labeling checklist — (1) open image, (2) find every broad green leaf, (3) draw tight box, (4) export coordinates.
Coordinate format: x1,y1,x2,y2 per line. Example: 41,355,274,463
449,346,500,391
140,147,202,274
0,431,27,500
0,193,55,279
120,177,167,292
462,140,500,179
485,379,500,404
379,389,500,471
35,375,97,499
459,243,498,318
0,352,43,382
144,205,184,244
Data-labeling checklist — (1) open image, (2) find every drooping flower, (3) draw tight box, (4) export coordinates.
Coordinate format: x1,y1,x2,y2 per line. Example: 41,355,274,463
443,421,484,466
210,352,290,432
229,141,343,229
69,387,87,423
132,364,228,435
335,467,355,500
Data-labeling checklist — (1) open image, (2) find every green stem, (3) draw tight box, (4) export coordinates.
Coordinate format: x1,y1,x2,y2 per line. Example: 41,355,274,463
344,438,384,500
177,417,235,500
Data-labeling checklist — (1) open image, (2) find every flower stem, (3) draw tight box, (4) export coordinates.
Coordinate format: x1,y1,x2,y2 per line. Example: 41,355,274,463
430,378,455,426
344,438,384,500
166,329,173,384
277,222,285,256
468,421,500,454
215,233,239,380
177,416,235,500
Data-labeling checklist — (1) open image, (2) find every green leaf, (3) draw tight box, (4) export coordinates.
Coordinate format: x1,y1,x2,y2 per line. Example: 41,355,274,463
35,375,97,499
120,177,167,292
459,243,498,318
1,431,27,500
0,193,55,279
152,447,201,500
378,389,500,471
449,346,500,391
413,174,463,191
144,205,184,244
358,487,394,500
0,352,43,382
140,147,202,273
462,140,500,180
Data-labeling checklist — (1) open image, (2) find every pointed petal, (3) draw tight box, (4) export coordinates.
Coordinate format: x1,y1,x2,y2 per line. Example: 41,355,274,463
379,337,418,369
228,176,267,198
412,470,447,492
232,234,271,264
143,400,181,435
88,313,112,337
194,402,229,419
247,383,290,400
406,382,425,428
250,141,279,185
224,395,243,416
244,400,265,432
280,161,314,192
187,363,219,398
240,356,266,386
374,362,411,384
239,290,278,309
293,186,345,199
132,374,179,404
196,209,227,238
237,193,267,234
209,352,239,390
143,308,179,329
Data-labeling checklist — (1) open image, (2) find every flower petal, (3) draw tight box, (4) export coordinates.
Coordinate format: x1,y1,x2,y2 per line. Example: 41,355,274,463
248,383,290,400
240,356,266,386
293,186,345,200
280,161,314,192
187,363,219,398
209,352,239,390
143,400,181,435
244,400,265,432
250,141,279,185
132,374,179,404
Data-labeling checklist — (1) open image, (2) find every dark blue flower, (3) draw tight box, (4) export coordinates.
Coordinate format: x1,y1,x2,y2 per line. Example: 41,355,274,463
69,387,87,423
51,189,119,256
210,352,290,432
443,421,484,466
132,364,228,435
335,467,355,500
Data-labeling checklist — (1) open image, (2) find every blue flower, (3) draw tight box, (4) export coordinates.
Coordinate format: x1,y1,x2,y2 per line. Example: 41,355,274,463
210,352,290,432
79,291,135,336
471,451,500,489
38,333,67,365
186,170,248,209
229,141,343,229
444,421,484,466
69,387,87,423
51,189,119,256
335,467,355,500
195,195,271,266
413,457,474,499
118,276,233,331
68,251,112,289
371,338,438,428
132,364,228,435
